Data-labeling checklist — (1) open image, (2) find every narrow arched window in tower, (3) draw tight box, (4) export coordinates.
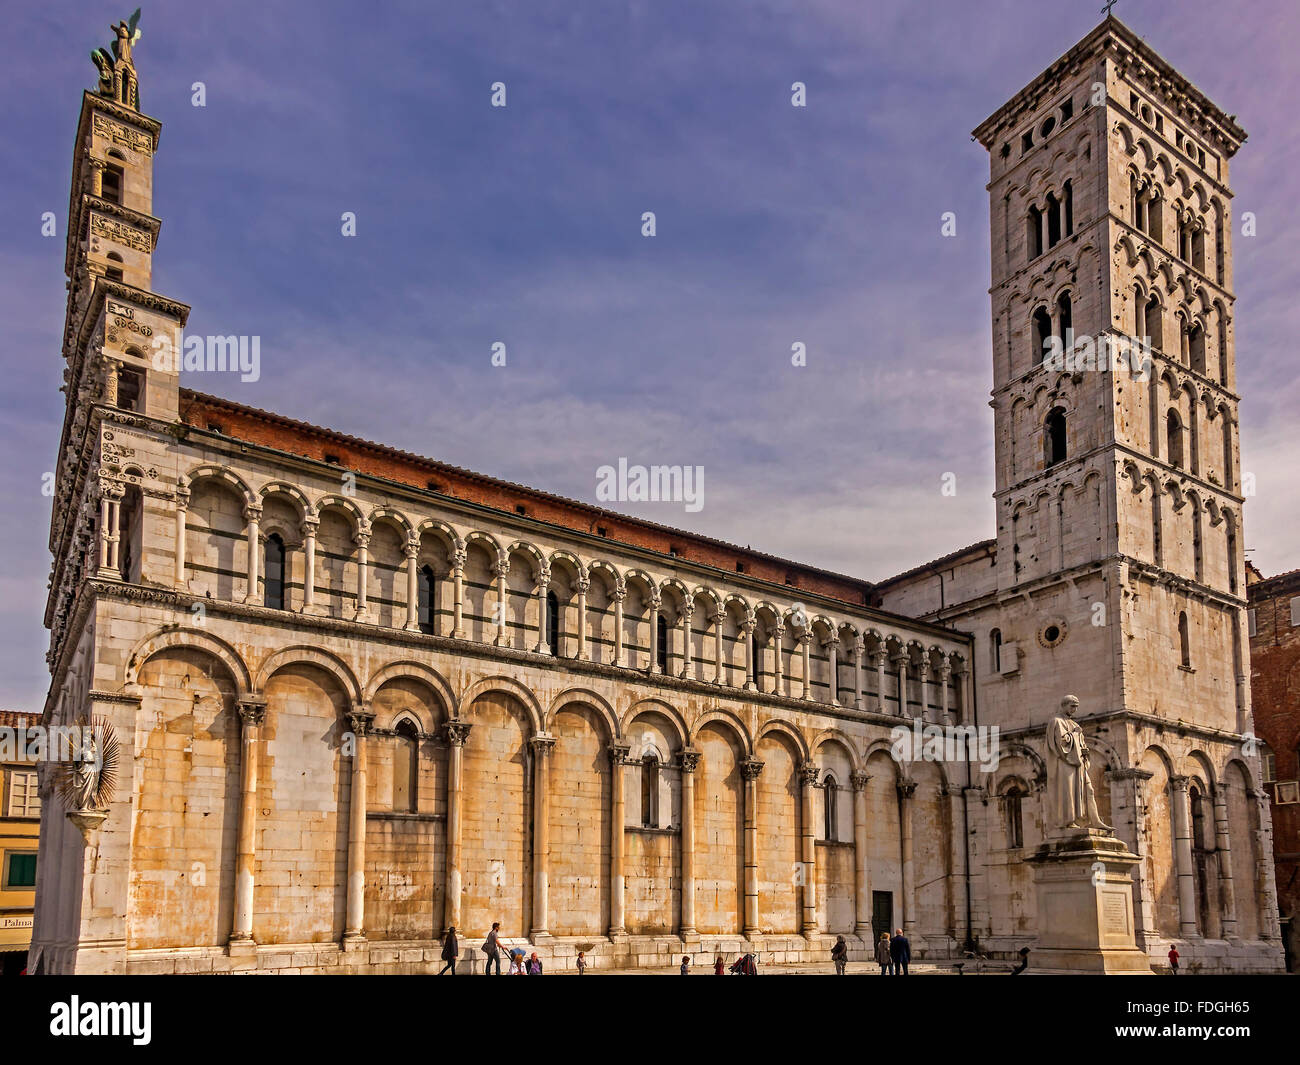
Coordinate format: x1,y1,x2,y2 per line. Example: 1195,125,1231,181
1063,180,1073,236
1192,228,1205,272
1214,205,1226,285
1178,611,1191,668
990,628,1002,673
641,754,660,827
1045,192,1061,248
117,485,142,583
1026,205,1043,260
1192,504,1204,582
1222,417,1234,492
105,252,124,283
1217,312,1230,385
117,366,143,412
547,590,561,656
1226,522,1238,594
1129,175,1141,229
1055,292,1072,351
1031,306,1052,365
655,612,668,672
264,533,285,610
1166,409,1184,469
823,774,839,841
392,719,419,813
102,164,124,205
1144,296,1163,351
1005,784,1025,849
1045,407,1068,468
1147,196,1163,243
418,564,436,634
1189,323,1206,375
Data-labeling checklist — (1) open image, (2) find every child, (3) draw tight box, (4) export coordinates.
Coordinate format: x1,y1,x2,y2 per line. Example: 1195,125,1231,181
713,955,725,975
1168,946,1180,975
576,950,587,975
680,955,691,975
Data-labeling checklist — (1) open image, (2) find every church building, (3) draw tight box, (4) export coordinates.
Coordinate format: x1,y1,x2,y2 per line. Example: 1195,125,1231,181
29,15,1283,973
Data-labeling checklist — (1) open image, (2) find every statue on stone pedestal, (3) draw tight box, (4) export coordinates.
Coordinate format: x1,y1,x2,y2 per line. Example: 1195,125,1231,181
1045,695,1111,833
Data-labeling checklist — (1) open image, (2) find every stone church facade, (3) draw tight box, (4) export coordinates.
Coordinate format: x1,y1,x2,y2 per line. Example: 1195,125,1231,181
29,16,1283,973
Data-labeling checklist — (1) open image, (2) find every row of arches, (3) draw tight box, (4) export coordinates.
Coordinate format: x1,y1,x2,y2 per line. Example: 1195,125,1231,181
118,633,958,949
169,464,968,715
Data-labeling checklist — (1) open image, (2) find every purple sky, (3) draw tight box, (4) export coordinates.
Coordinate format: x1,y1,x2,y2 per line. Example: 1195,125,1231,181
2,0,1297,710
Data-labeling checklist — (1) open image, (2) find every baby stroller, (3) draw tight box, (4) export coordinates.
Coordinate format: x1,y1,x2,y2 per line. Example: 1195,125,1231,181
728,953,759,975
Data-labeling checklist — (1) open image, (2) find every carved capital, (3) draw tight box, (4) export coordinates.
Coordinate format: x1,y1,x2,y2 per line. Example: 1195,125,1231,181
236,697,267,728
677,748,701,774
608,741,631,767
530,734,557,757
798,762,821,788
740,758,765,782
346,706,376,736
897,779,918,799
443,720,472,747
403,540,419,560
851,770,871,792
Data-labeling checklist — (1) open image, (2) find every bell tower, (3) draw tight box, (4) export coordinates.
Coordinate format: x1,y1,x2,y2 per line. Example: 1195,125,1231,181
972,15,1250,734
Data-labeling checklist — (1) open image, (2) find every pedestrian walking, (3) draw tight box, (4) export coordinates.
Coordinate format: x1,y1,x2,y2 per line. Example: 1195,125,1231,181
680,956,691,975
481,921,502,976
1168,946,1180,975
831,935,848,976
438,926,459,975
875,932,893,976
889,928,911,976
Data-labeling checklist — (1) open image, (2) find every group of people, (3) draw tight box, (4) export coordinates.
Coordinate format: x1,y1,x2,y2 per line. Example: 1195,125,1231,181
439,922,917,975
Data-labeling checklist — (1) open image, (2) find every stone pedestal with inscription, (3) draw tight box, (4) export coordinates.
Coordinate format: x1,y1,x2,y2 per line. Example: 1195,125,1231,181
1025,830,1152,974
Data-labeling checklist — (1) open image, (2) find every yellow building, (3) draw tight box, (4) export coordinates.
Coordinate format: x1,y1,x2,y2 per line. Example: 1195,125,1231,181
1,710,40,974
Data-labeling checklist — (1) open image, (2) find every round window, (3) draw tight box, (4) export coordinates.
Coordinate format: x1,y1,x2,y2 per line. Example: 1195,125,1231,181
1037,621,1068,648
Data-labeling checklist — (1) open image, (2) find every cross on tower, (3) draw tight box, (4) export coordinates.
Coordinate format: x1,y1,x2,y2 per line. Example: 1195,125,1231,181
1101,0,1119,16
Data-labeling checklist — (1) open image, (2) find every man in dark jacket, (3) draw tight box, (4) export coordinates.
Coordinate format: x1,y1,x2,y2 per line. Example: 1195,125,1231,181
889,929,911,976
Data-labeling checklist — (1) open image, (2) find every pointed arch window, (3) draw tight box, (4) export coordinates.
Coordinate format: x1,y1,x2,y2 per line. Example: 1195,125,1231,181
418,564,436,634
990,628,1002,673
823,774,839,841
641,754,660,827
1004,783,1025,849
393,719,419,813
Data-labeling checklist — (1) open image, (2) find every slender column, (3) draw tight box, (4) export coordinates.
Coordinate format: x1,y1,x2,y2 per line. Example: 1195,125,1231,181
442,720,472,933
1109,767,1156,948
1254,789,1281,939
1212,789,1238,938
612,583,626,666
353,529,371,620
741,758,764,937
742,615,757,691
678,600,694,679
97,486,121,578
608,742,630,936
851,771,871,935
1170,775,1200,937
898,779,917,938
102,356,119,406
712,609,725,684
301,517,318,613
918,660,932,722
229,697,267,950
873,648,888,714
403,541,420,631
893,652,910,717
88,157,106,197
799,762,819,936
534,566,551,654
772,623,786,696
530,734,556,937
343,706,375,947
493,556,510,646
451,543,466,638
243,504,262,604
173,485,189,588
798,631,812,699
852,636,865,711
648,593,662,673
939,661,953,723
575,577,589,661
826,638,840,705
679,749,701,937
